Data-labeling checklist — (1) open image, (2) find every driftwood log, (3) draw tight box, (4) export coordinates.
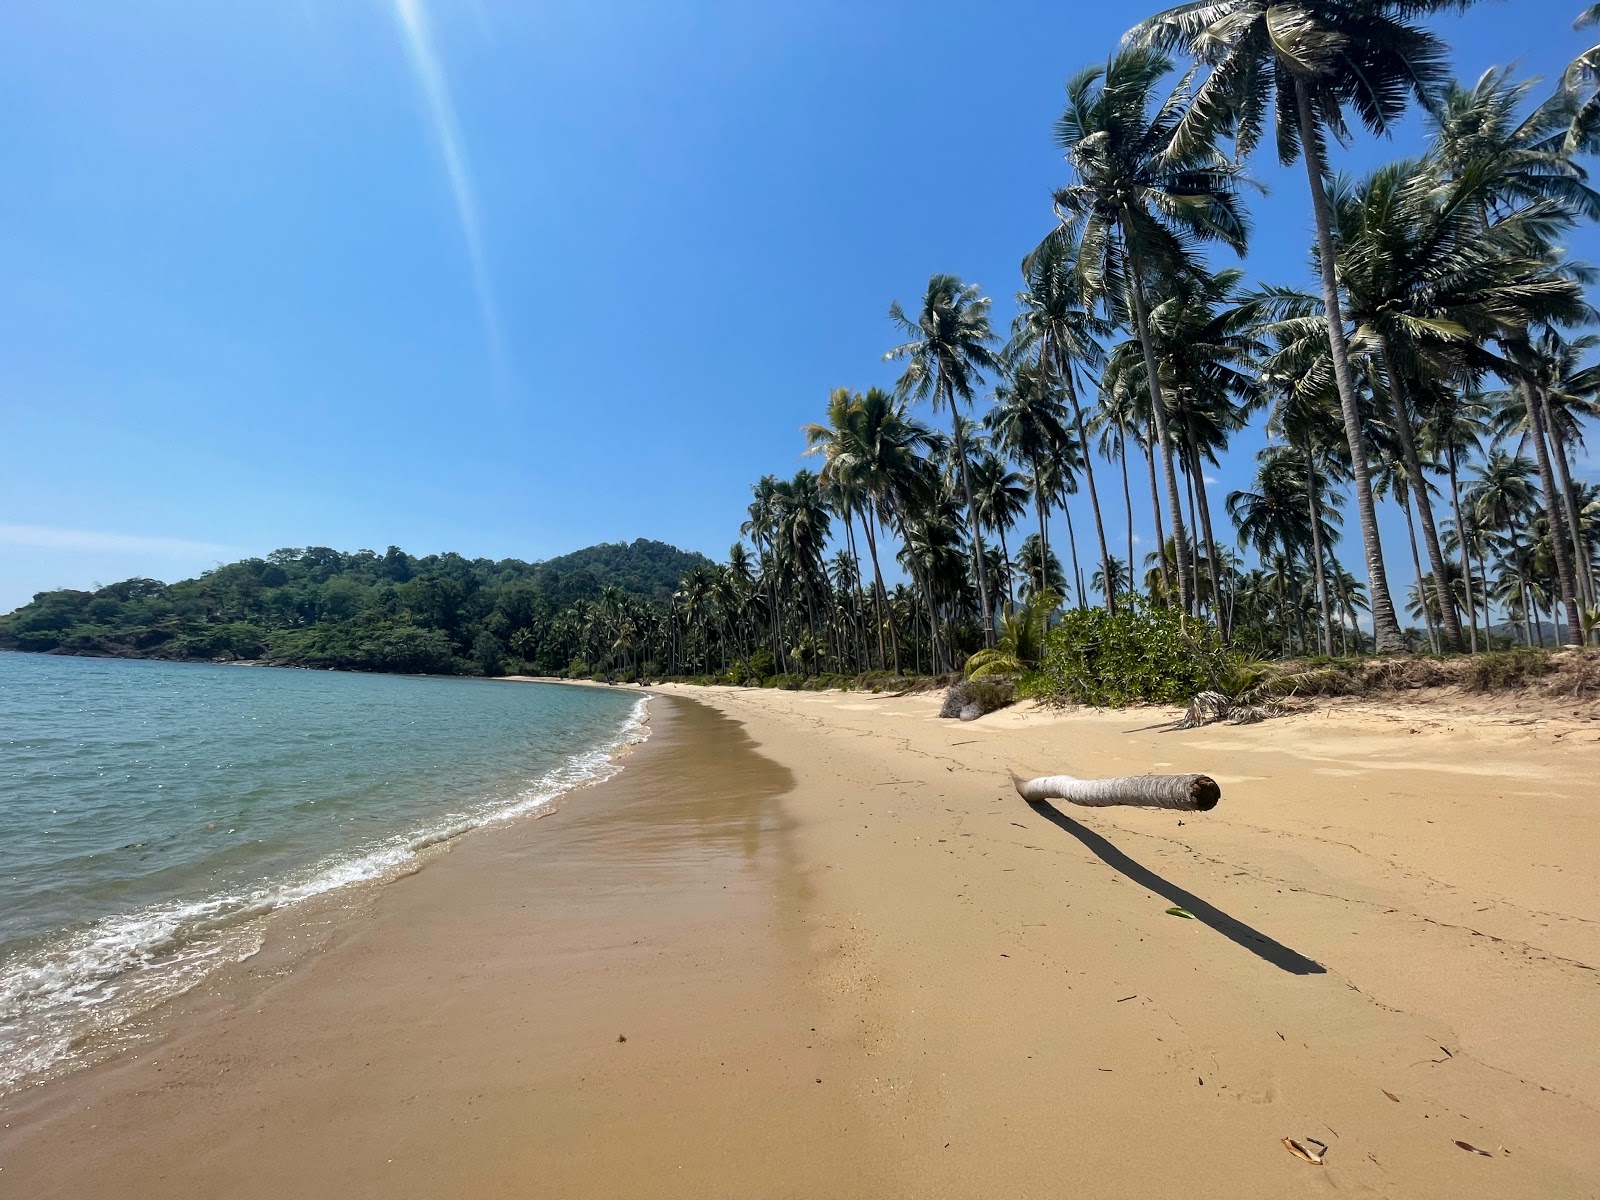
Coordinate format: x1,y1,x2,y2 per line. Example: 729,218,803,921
1011,770,1220,812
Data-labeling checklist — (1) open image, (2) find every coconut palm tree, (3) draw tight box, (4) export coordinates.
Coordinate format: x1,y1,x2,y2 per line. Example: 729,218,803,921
1017,534,1069,602
1052,47,1251,618
1129,0,1477,652
969,452,1030,610
984,363,1075,600
1008,227,1117,610
885,274,1003,645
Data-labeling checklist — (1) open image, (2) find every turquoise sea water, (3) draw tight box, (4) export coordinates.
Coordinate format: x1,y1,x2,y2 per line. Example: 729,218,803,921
0,652,646,1090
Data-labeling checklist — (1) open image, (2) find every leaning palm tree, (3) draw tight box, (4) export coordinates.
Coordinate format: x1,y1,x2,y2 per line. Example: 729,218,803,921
1129,0,1474,653
886,274,1003,645
1052,47,1251,619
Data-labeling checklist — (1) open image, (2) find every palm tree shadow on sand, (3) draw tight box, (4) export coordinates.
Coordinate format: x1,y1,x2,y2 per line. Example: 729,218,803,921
1025,799,1325,976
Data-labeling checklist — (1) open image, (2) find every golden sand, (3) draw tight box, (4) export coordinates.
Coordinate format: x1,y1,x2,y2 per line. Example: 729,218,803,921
2,685,1598,1197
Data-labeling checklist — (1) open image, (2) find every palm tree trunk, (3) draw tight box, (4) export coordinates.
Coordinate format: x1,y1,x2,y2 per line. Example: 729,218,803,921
1034,492,1051,598
1143,431,1167,602
1379,338,1464,651
1445,450,1480,653
1523,381,1584,644
862,515,896,672
1062,502,1085,611
1550,423,1595,611
1295,84,1404,652
948,398,995,647
1183,443,1203,607
1475,542,1494,646
1056,350,1117,615
842,515,868,671
1399,490,1439,654
1124,248,1193,616
1184,423,1224,626
1303,443,1333,657
1115,425,1135,582
998,522,1016,612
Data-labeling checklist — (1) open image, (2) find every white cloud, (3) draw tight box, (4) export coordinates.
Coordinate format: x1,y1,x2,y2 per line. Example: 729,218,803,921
1131,532,1143,545
0,525,230,558
1203,475,1218,485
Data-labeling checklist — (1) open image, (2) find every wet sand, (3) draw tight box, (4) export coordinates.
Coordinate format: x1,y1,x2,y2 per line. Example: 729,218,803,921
0,696,885,1198
3,684,1599,1197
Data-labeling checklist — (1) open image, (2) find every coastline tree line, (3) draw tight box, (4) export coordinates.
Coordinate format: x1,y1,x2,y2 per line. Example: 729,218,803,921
656,0,1600,680
4,1,1599,688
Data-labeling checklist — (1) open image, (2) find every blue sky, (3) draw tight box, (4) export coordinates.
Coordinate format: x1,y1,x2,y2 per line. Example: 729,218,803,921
0,0,1592,614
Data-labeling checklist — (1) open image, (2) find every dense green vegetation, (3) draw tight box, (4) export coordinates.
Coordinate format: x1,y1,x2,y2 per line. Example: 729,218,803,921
0,540,710,676
7,3,1600,707
647,0,1600,698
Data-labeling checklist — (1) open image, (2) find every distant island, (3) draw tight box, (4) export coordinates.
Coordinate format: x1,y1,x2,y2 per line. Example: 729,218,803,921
0,540,710,678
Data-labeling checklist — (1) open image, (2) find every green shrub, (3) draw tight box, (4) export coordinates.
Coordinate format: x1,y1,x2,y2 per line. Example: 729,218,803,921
589,671,609,684
746,649,776,679
1022,602,1229,707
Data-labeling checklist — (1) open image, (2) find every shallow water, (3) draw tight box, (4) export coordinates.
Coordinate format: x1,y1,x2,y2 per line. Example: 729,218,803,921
0,652,644,1089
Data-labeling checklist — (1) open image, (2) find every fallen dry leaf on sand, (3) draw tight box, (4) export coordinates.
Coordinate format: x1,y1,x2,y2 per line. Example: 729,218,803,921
1283,1137,1326,1165
1455,1141,1494,1158
1383,1090,1400,1103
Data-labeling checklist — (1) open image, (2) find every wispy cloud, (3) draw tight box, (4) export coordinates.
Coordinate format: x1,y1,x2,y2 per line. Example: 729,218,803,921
0,525,230,558
391,0,506,383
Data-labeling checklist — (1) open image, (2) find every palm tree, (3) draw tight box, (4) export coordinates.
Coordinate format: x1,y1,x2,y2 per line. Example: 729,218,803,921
1130,0,1475,653
1009,227,1117,610
886,274,1003,645
1017,534,1068,602
1091,556,1132,603
1052,47,1251,618
986,362,1074,602
964,589,1060,679
969,452,1029,610
1494,328,1600,617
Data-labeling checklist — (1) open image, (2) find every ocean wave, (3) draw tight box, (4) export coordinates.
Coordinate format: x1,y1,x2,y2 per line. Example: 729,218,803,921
0,694,651,1093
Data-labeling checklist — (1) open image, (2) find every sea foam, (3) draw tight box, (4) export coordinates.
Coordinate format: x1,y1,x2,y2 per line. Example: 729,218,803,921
0,693,650,1092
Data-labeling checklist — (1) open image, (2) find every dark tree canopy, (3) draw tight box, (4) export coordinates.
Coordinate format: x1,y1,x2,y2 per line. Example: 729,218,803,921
0,539,711,677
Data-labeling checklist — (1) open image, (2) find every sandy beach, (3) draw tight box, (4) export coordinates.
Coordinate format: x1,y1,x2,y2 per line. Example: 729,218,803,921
3,684,1598,1197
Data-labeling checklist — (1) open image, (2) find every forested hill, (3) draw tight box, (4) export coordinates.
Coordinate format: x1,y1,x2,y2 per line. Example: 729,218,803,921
0,539,711,676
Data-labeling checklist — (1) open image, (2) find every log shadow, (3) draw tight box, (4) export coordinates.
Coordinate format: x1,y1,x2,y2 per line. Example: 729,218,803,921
1025,799,1326,976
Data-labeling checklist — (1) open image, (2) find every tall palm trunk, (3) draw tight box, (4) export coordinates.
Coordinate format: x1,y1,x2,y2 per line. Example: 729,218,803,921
1034,490,1052,599
1125,246,1193,616
1143,431,1167,602
1550,426,1595,610
1118,424,1135,585
997,521,1016,611
1523,381,1584,645
1377,339,1464,651
861,514,897,672
1443,450,1480,652
841,514,868,671
1062,503,1086,611
1055,349,1117,615
1398,491,1439,654
949,405,994,647
1184,422,1224,625
1295,85,1404,652
1302,441,1333,656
